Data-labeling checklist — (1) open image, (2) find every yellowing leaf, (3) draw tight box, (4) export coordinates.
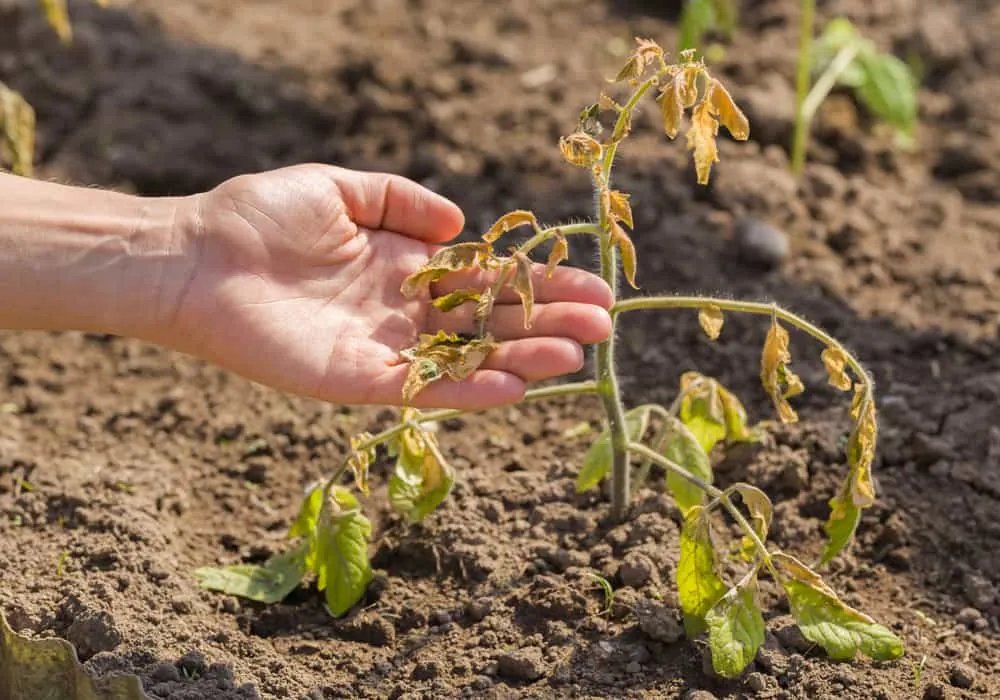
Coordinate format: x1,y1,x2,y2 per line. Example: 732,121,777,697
389,425,455,523
662,416,713,515
559,131,602,167
680,65,701,107
546,234,569,278
400,331,499,403
475,287,495,325
773,552,904,662
431,289,481,312
821,346,852,391
0,83,36,176
608,190,633,229
611,221,639,289
732,484,772,543
40,0,73,43
659,77,684,140
846,389,877,507
313,486,373,617
698,304,724,340
678,372,762,454
346,433,376,496
677,505,728,636
575,406,650,493
686,96,720,185
819,478,861,565
483,210,537,243
710,80,750,141
760,319,803,423
194,543,309,604
512,252,535,329
613,37,663,82
706,576,766,678
400,242,492,298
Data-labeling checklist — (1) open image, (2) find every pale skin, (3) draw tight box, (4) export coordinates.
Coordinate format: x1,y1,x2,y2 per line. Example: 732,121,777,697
0,164,613,409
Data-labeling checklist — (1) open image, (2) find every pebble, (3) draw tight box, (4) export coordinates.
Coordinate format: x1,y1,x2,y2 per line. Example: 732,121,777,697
955,606,986,630
962,571,997,609
495,647,546,682
948,662,975,689
618,552,655,589
150,661,181,683
465,598,493,622
683,690,719,700
745,672,768,692
634,599,684,644
923,683,945,699
734,218,789,269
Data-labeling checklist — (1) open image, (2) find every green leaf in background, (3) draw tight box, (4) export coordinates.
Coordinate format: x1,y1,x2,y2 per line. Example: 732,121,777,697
676,505,728,636
679,0,718,52
575,405,651,493
774,552,904,662
663,416,713,515
314,486,373,617
855,52,918,135
389,425,455,523
706,575,766,678
193,543,309,604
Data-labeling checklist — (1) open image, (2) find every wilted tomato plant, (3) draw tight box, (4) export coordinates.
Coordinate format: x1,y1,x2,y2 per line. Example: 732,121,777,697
197,40,903,678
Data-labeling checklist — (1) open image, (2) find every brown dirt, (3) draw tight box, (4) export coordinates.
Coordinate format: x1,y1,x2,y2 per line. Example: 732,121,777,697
2,0,999,698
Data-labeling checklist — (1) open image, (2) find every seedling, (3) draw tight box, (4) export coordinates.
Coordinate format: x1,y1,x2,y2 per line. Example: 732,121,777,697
197,39,903,677
677,0,738,55
791,8,919,173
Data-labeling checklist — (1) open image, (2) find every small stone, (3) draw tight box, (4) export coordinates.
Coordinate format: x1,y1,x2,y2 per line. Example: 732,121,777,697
923,682,945,700
618,552,655,589
746,672,768,692
496,647,546,682
430,609,452,626
470,675,493,690
775,624,811,653
734,218,789,269
65,609,122,659
244,462,268,484
962,571,997,609
466,598,493,622
683,690,719,700
150,661,181,683
948,662,975,689
625,660,642,674
634,599,684,643
955,607,984,629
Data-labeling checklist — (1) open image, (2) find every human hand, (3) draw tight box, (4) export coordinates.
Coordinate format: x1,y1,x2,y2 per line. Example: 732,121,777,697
156,164,612,409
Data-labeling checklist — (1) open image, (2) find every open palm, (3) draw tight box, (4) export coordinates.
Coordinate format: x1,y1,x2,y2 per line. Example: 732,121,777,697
161,164,612,409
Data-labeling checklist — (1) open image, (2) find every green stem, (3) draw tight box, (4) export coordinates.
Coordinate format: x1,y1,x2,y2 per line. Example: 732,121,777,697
517,222,603,257
611,295,872,389
791,0,816,174
800,44,859,127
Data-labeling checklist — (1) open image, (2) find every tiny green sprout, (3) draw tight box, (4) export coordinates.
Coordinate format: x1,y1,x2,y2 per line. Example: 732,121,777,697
582,571,615,615
195,37,902,678
55,551,69,577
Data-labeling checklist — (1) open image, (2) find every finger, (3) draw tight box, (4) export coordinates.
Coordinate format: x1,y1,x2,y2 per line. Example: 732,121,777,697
367,367,527,410
479,337,585,382
324,167,465,243
430,261,614,309
428,302,612,343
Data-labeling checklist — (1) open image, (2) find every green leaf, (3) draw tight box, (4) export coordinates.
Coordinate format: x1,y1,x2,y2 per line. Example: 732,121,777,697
855,52,918,134
194,543,309,604
679,0,719,52
575,406,651,493
676,505,728,637
389,426,455,523
813,18,867,87
663,416,713,515
289,483,324,539
774,552,904,662
706,577,766,678
819,479,862,565
678,372,761,455
313,486,373,617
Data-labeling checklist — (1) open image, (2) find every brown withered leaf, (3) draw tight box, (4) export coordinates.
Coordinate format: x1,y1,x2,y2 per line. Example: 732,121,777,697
546,234,569,278
475,287,495,326
483,210,537,243
512,252,535,329
821,346,852,391
710,80,750,141
680,65,701,108
698,304,724,340
431,289,481,312
610,221,639,289
760,318,802,423
598,92,621,112
608,190,633,229
401,331,499,403
659,77,684,140
846,388,877,507
346,433,376,495
686,97,720,185
559,131,602,167
400,242,492,298
0,83,36,176
613,37,663,82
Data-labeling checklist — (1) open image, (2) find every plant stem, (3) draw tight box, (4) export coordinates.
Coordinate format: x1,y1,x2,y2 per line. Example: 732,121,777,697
790,0,816,174
517,222,603,257
799,43,860,131
611,295,872,390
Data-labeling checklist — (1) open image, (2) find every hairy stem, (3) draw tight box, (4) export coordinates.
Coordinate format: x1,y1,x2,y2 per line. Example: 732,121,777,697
517,222,603,257
791,0,816,174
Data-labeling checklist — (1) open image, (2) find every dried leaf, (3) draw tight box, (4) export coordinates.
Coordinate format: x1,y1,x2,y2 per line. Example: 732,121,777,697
710,80,750,141
559,131,602,167
431,289,481,312
686,96,720,185
546,234,569,278
401,331,499,403
598,92,621,111
821,346,852,391
40,0,73,43
0,83,36,176
608,190,633,229
680,65,702,107
612,222,639,289
346,433,376,496
677,505,728,636
760,318,802,423
658,77,684,140
482,210,537,243
475,287,495,326
698,304,724,340
846,389,877,507
613,37,663,82
512,252,535,329
400,242,492,298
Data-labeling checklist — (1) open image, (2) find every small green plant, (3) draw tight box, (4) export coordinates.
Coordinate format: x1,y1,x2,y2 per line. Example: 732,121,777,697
196,39,902,677
677,0,738,55
791,9,919,173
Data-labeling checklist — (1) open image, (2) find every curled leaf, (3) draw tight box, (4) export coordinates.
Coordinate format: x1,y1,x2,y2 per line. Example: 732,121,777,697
819,478,861,565
559,131,602,167
401,331,499,403
706,575,766,678
678,372,761,453
431,289,481,312
483,210,537,243
0,83,36,176
610,221,639,289
475,287,495,326
346,433,376,496
732,484,773,543
512,252,535,329
821,346,852,392
401,242,492,298
710,80,750,141
608,190,634,229
546,234,569,278
680,65,702,107
677,505,728,636
773,552,903,662
698,304,724,340
314,486,374,617
846,388,877,507
686,95,720,185
389,424,455,523
613,37,663,82
760,318,803,423
658,76,684,140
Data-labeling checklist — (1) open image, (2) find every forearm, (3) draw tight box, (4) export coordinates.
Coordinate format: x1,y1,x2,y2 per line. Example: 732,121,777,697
0,173,198,338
